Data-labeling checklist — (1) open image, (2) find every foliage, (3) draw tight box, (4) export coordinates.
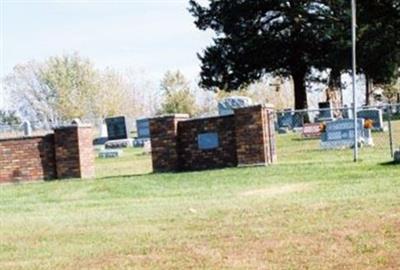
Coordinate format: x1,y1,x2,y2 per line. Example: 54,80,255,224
0,110,21,125
357,0,400,85
40,53,99,119
189,1,400,109
382,78,400,103
159,70,198,116
189,0,340,109
4,53,143,125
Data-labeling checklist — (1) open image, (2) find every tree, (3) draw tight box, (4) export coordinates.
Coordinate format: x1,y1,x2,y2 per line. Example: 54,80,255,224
4,61,60,126
382,77,400,104
40,53,99,119
357,0,400,105
189,0,337,110
190,1,400,109
317,0,400,105
0,110,21,125
4,53,143,126
159,70,198,116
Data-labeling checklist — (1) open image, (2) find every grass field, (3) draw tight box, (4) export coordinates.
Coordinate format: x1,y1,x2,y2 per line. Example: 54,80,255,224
1,127,400,269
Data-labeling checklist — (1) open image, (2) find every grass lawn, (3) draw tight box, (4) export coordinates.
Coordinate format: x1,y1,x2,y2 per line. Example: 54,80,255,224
1,125,400,269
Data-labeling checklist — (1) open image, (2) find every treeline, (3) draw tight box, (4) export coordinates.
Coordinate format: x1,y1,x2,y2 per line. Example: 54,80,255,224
2,53,213,126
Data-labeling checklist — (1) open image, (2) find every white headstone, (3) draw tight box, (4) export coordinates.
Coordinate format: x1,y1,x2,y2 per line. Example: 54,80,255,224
100,122,108,137
22,121,32,136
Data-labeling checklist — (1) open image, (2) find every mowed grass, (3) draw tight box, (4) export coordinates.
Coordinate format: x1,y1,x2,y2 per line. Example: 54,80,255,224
1,123,400,269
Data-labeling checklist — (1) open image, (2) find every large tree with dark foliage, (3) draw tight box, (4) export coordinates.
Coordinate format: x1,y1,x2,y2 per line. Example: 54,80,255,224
322,0,400,105
190,0,400,109
357,0,400,105
189,0,337,109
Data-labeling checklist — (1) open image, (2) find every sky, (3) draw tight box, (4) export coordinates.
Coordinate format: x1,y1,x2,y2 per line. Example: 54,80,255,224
0,0,213,109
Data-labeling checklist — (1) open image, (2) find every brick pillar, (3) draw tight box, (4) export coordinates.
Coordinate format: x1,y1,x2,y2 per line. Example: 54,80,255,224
149,114,189,172
234,105,277,166
54,125,95,179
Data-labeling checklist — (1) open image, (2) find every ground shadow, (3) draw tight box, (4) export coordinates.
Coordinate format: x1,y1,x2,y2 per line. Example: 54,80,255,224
379,161,399,166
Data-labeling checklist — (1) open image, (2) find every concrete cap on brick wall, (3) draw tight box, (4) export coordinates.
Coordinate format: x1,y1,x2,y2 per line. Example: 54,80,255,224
233,104,275,112
53,124,92,130
148,114,190,120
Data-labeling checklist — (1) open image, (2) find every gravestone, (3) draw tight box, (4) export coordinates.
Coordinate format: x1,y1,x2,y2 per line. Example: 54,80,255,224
100,122,108,137
134,118,151,147
292,112,304,128
394,150,400,163
357,109,385,131
320,119,373,149
303,123,321,139
218,96,253,116
98,149,123,158
136,118,150,139
341,105,352,119
93,121,108,146
22,121,32,136
317,102,334,122
277,109,293,128
105,116,128,140
105,139,133,149
143,140,151,154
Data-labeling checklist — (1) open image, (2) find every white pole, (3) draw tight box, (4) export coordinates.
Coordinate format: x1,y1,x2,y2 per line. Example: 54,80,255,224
352,0,358,162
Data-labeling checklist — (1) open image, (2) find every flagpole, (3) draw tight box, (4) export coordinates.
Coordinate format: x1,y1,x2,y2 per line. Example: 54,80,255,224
352,0,358,162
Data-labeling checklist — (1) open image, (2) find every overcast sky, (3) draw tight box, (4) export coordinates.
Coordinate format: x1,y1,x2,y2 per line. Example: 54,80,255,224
0,0,213,108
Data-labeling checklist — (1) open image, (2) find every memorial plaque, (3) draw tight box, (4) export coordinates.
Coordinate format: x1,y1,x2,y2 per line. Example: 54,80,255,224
105,116,128,140
136,118,150,138
198,132,219,150
357,109,384,131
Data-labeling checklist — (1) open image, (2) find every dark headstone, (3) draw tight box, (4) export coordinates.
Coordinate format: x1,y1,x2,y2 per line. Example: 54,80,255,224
105,116,128,140
93,137,108,145
318,102,334,121
357,109,384,131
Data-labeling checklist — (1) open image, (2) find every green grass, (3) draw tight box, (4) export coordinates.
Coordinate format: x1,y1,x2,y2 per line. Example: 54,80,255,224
1,124,400,269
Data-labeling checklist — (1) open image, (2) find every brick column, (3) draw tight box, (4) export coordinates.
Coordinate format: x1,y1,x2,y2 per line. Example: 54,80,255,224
234,105,276,166
54,125,95,179
149,114,189,172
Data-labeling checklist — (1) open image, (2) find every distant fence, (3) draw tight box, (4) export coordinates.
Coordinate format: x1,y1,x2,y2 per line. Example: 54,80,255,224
274,103,400,164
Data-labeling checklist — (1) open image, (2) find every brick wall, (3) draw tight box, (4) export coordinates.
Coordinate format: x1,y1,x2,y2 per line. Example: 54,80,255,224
54,125,95,179
149,105,276,172
0,135,56,183
177,115,237,170
234,105,277,166
0,125,95,183
149,114,189,172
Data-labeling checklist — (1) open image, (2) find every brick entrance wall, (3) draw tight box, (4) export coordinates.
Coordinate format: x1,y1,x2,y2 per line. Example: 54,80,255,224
0,125,95,184
177,115,237,170
0,135,56,183
149,105,276,172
